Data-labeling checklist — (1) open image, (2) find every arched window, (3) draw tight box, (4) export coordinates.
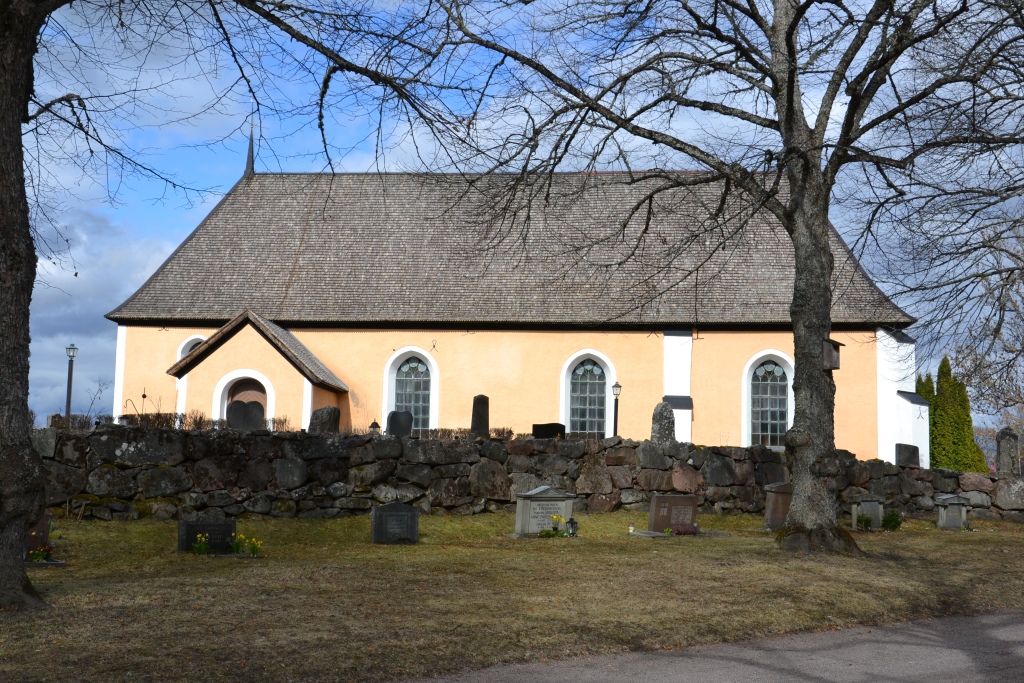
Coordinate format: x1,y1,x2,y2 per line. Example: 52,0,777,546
750,360,788,448
177,335,207,361
395,356,431,432
570,358,606,435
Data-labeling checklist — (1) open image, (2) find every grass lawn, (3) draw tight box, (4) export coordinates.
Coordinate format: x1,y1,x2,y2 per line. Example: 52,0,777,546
2,511,1023,682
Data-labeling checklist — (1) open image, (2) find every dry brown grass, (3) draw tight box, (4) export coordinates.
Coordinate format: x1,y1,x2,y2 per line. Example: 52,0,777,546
3,512,1024,683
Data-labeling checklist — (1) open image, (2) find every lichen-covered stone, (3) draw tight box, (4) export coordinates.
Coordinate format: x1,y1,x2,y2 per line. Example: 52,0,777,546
308,406,341,435
469,458,511,500
575,453,614,494
273,459,308,489
270,499,297,517
84,465,136,499
138,467,191,498
535,454,570,477
586,490,620,513
607,465,633,490
605,446,636,467
636,468,673,491
651,402,675,445
636,442,672,470
348,459,397,487
993,479,1024,510
959,472,995,493
671,462,704,494
700,452,736,487
43,458,86,507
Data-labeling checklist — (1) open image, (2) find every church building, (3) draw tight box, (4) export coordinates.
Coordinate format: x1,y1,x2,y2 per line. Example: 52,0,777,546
107,162,929,464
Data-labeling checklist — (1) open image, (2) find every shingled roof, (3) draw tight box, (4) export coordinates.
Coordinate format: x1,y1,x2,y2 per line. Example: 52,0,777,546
107,172,912,327
167,309,347,391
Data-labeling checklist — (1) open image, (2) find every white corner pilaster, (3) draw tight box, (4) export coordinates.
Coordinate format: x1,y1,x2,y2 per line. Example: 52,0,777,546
112,325,127,418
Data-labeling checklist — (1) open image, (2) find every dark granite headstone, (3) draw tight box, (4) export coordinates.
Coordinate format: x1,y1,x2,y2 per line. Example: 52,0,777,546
470,395,489,437
997,428,1019,476
226,401,265,432
895,443,920,468
763,481,793,530
177,518,237,553
532,423,566,439
648,494,699,532
386,410,414,438
371,502,419,544
308,406,341,434
25,513,52,551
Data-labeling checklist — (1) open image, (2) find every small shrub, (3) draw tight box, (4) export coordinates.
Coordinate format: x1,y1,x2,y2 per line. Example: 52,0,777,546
857,514,873,531
882,510,903,531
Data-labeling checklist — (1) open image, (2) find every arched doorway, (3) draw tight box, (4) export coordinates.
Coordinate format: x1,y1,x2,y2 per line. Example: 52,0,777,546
226,378,267,431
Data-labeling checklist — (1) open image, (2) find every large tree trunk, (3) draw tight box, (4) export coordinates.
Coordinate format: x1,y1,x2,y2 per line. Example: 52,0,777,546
779,173,859,553
0,5,48,610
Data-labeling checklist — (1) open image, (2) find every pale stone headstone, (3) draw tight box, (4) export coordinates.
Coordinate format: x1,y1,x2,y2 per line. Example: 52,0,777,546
470,395,489,438
648,493,698,532
510,486,575,537
997,428,1019,476
763,481,793,530
651,402,675,445
371,502,419,544
935,494,969,530
850,494,883,531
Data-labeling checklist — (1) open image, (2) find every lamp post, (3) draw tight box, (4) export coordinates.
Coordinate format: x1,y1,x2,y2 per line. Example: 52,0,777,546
65,343,78,423
612,381,622,437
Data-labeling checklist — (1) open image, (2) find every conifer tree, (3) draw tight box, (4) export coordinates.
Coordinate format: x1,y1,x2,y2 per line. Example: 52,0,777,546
929,357,988,472
917,373,936,444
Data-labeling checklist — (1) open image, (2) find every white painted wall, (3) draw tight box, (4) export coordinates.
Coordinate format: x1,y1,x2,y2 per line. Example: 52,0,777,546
663,331,692,442
876,329,929,465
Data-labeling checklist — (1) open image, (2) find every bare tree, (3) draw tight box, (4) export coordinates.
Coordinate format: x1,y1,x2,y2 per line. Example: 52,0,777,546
2,0,447,611
320,0,1024,552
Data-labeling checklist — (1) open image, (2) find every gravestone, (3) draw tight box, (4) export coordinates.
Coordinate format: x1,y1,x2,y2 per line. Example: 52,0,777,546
935,494,969,530
177,518,237,553
371,502,419,544
895,443,920,468
470,395,489,438
386,410,414,438
308,406,340,435
651,402,676,445
25,513,52,551
997,428,1019,476
648,494,699,533
510,486,575,537
532,423,566,439
849,494,883,531
226,401,265,432
763,481,793,530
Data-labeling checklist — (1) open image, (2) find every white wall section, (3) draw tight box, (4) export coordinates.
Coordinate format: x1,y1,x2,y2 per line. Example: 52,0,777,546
876,328,928,466
663,330,693,442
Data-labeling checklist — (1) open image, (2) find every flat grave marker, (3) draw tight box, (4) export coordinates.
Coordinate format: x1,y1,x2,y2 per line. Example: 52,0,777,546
177,518,237,554
648,494,699,533
371,502,419,544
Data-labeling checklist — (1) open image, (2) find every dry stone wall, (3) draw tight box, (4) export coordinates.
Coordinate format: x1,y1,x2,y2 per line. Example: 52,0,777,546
31,425,1024,523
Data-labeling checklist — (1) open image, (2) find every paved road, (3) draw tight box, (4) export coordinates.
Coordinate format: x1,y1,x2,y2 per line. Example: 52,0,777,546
407,611,1024,682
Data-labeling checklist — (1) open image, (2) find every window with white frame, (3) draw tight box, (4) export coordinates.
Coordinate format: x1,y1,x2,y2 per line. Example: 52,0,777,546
750,360,788,448
570,358,606,435
395,356,431,432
